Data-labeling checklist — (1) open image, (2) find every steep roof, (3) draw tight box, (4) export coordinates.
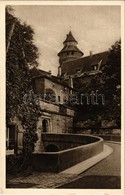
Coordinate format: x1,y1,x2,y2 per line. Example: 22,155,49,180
58,31,83,56
61,51,109,76
63,31,78,44
58,44,83,56
30,67,74,89
29,67,51,77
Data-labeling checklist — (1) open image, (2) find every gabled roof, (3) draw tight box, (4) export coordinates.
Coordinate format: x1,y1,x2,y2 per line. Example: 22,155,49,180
61,51,109,76
30,67,75,89
29,67,51,77
63,31,78,44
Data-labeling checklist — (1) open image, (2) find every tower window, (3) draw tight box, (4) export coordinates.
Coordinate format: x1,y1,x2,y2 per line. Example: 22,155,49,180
67,52,69,55
58,96,60,103
72,51,74,55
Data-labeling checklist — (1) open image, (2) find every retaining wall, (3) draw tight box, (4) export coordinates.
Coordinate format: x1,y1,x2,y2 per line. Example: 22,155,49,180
42,133,100,151
32,133,104,172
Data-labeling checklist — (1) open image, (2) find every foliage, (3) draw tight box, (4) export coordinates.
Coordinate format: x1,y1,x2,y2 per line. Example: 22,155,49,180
19,90,41,154
73,40,121,127
101,40,121,124
6,7,40,160
6,154,24,173
102,40,121,86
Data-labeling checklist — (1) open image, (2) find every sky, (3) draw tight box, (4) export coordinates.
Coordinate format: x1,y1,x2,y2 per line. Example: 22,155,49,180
12,5,121,75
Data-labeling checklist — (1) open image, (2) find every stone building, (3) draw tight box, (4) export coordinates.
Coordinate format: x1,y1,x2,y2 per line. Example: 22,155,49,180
6,67,77,154
58,31,83,67
57,31,109,89
7,31,118,155
31,73,76,133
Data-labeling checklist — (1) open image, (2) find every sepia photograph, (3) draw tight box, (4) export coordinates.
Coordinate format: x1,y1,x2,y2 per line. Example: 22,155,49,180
0,1,124,194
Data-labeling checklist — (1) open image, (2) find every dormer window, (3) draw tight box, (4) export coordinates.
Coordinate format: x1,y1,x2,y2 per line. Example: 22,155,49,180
76,69,81,72
93,65,97,70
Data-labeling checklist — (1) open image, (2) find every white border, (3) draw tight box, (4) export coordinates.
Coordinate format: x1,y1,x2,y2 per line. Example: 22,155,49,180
0,1,124,195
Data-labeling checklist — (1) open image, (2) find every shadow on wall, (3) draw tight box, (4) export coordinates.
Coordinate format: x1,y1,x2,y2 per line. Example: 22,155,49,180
45,144,60,152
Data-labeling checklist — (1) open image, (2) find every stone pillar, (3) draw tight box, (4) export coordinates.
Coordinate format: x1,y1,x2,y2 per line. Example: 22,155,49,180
34,118,44,153
50,121,52,133
34,128,44,153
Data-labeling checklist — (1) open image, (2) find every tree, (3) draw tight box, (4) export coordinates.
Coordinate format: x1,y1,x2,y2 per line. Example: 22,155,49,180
6,7,41,161
101,40,121,126
73,40,121,129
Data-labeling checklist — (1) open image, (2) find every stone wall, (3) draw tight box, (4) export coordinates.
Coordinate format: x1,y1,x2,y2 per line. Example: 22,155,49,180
74,118,120,135
32,76,73,104
42,133,100,151
51,114,73,133
60,51,83,67
32,133,103,172
38,101,75,134
44,78,71,104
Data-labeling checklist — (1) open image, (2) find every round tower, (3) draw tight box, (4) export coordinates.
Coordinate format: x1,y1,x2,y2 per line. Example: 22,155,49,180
58,31,83,65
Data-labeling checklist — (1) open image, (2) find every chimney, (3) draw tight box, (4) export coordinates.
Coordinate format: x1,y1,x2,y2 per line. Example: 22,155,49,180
90,51,93,58
48,70,52,76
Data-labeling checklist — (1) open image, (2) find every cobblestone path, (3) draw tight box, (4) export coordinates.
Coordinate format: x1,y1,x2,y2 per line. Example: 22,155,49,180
7,172,77,188
6,142,121,189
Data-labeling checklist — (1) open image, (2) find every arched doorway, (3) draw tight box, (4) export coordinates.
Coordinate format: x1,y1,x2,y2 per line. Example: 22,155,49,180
45,144,60,152
42,119,48,132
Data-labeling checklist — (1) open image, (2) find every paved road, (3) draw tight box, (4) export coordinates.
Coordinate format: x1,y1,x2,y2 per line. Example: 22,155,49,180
80,142,121,176
58,142,121,189
7,142,121,189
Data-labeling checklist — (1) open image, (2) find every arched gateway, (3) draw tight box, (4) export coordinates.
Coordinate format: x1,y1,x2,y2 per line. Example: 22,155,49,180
42,119,48,132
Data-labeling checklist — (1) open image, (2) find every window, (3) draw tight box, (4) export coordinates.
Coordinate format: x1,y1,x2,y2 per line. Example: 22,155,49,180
76,69,81,73
58,96,60,103
59,105,67,114
93,65,97,70
44,88,56,103
71,51,74,55
6,124,17,151
42,119,48,132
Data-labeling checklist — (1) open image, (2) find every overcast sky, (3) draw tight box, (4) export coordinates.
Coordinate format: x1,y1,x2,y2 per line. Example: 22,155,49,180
12,5,121,75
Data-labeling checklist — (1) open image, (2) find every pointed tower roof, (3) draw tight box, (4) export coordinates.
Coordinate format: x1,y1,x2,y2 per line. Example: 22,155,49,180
58,44,83,54
58,31,83,56
58,31,83,65
63,31,78,44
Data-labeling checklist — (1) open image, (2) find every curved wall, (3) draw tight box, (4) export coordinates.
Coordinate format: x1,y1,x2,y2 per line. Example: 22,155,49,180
42,133,101,151
32,133,104,172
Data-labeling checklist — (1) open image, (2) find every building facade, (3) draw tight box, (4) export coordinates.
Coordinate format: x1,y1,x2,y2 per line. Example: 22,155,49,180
7,31,119,155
